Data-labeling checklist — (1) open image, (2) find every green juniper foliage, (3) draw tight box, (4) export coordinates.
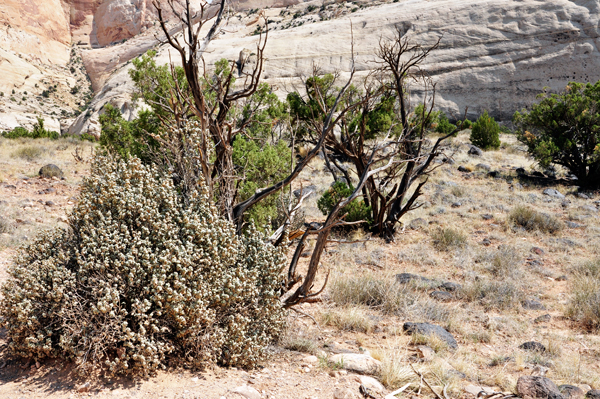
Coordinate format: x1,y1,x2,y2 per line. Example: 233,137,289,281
514,81,600,186
470,111,501,150
317,181,371,223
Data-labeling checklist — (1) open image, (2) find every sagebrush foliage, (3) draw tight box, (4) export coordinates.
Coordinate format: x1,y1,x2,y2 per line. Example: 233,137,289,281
0,156,286,375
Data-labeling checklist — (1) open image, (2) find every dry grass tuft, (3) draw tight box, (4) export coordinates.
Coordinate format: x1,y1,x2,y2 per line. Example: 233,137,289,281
12,145,45,161
431,227,467,251
460,279,524,311
320,306,375,333
281,335,318,354
508,205,563,234
565,259,600,330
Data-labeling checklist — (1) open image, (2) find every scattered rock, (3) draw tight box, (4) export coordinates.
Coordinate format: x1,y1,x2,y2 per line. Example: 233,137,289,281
519,341,546,353
488,170,499,178
558,385,584,399
329,353,382,375
231,385,261,399
586,390,600,399
333,387,358,399
451,201,462,208
403,322,458,349
543,188,565,199
517,376,563,399
534,314,552,323
522,299,546,310
440,282,462,292
415,345,435,360
409,218,428,230
45,200,56,207
580,205,598,213
476,163,491,171
458,166,470,172
531,247,545,256
464,385,496,396
516,167,526,175
481,238,492,246
555,275,568,282
577,193,590,199
77,382,91,393
293,185,317,199
468,145,483,156
4,184,17,190
430,291,453,302
38,187,56,194
395,273,434,285
482,214,494,220
39,164,64,179
303,355,319,364
566,221,584,229
354,376,384,393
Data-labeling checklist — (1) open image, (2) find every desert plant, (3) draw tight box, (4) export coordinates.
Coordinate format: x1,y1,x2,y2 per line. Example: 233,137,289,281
460,280,524,311
509,205,563,234
320,306,374,333
566,259,600,330
0,217,13,234
435,113,457,135
13,145,44,161
0,155,286,375
514,82,600,186
317,181,371,223
432,227,467,251
470,111,501,150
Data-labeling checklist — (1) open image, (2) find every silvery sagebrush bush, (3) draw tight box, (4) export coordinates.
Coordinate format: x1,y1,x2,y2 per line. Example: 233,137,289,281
0,155,286,376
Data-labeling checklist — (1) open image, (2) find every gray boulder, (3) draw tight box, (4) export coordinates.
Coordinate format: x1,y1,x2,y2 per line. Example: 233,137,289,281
558,385,584,399
586,390,600,399
39,164,64,179
403,322,458,349
468,145,483,156
519,341,546,353
543,188,565,199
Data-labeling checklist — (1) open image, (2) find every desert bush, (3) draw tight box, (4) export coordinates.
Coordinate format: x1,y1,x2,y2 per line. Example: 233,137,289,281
281,335,318,354
432,227,467,251
470,111,501,150
565,259,600,330
513,82,600,186
0,217,13,234
508,205,563,234
317,181,371,223
435,113,457,135
2,118,59,140
0,155,286,375
13,145,44,161
487,245,522,278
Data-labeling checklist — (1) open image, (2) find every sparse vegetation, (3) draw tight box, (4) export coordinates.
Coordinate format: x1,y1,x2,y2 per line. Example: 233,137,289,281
509,205,563,233
566,259,600,330
320,306,375,333
470,111,501,150
432,227,467,250
12,145,44,160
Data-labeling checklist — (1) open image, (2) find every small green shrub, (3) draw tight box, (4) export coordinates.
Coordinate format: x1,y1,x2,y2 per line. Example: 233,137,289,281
470,111,501,150
0,155,286,376
317,181,371,223
2,118,59,140
509,205,563,234
432,227,467,251
566,259,600,330
435,113,457,135
461,119,473,129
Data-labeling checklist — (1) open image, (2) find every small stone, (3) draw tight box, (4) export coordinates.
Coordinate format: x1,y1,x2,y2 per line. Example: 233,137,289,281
534,314,551,323
77,382,91,393
543,188,565,199
580,205,598,213
458,165,470,172
559,385,584,399
232,385,261,399
522,299,546,310
476,163,491,171
451,201,462,208
328,353,381,375
333,387,358,399
430,291,453,302
464,385,496,396
303,355,318,364
487,170,499,178
481,238,492,246
468,145,483,156
395,273,433,285
409,218,428,230
517,376,563,399
519,341,546,353
440,282,462,292
354,375,384,393
482,214,494,220
577,193,590,199
39,164,64,179
45,200,56,207
566,221,584,229
556,275,568,281
403,322,458,349
586,390,600,399
416,345,435,360
531,247,545,256
293,185,317,199
516,167,526,175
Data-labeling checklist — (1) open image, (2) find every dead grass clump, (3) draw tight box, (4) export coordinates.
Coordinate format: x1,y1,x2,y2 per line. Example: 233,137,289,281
281,335,318,354
329,273,452,322
487,245,522,278
508,205,563,234
460,280,524,311
320,306,374,333
432,227,467,251
565,259,600,330
12,145,45,161
450,186,465,197
0,217,13,234
411,333,449,353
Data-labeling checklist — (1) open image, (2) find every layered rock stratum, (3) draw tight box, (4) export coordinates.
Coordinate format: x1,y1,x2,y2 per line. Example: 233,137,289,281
1,0,599,135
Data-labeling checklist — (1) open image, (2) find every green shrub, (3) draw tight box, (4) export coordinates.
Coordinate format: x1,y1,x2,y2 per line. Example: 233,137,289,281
470,111,501,150
13,145,44,161
461,119,473,129
509,205,563,234
566,259,600,330
435,113,457,135
2,118,59,140
317,181,371,223
0,155,286,376
514,82,600,186
432,227,467,251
